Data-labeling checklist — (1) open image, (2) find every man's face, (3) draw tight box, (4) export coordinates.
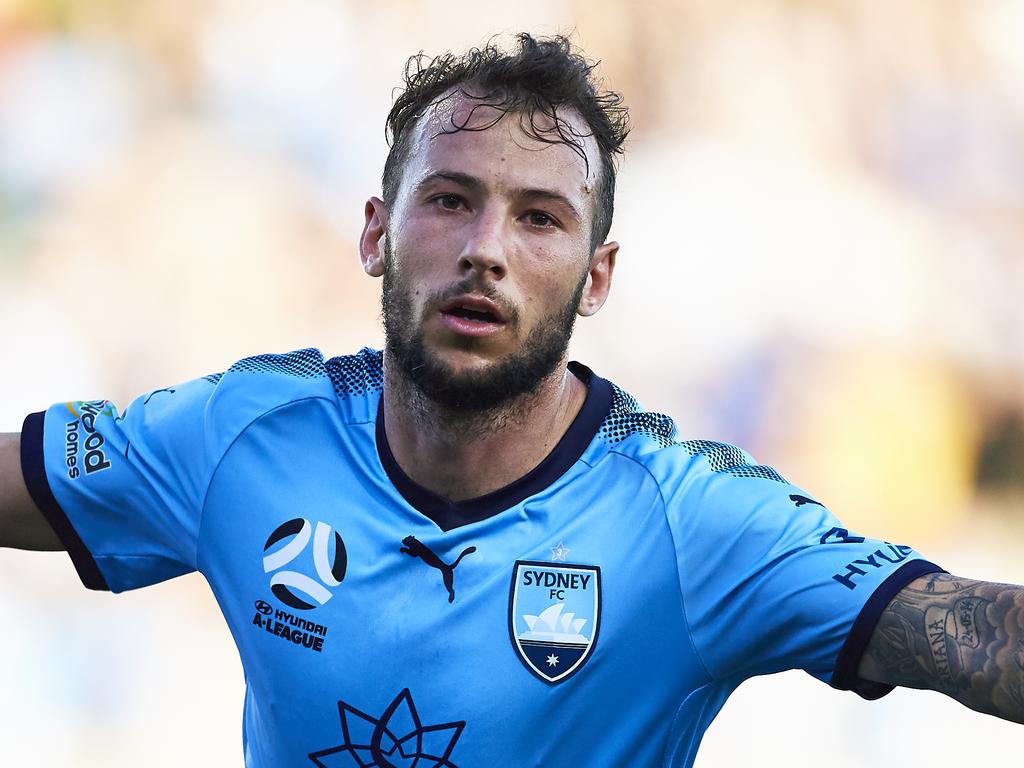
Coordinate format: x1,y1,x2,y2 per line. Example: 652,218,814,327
363,95,616,411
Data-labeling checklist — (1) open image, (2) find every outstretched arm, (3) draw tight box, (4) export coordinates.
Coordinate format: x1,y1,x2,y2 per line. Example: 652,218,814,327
0,432,62,550
859,572,1024,723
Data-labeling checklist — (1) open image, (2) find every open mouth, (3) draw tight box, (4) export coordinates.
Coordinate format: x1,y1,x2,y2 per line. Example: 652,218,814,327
438,295,508,336
443,306,500,323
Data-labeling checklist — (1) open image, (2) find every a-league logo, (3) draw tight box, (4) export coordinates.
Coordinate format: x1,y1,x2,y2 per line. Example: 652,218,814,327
263,518,347,610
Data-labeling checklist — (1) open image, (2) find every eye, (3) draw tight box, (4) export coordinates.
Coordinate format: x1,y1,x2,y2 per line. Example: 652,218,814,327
434,194,464,211
525,210,557,228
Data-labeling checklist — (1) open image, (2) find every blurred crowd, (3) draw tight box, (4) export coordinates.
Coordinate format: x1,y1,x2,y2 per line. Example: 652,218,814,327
1,1,1022,766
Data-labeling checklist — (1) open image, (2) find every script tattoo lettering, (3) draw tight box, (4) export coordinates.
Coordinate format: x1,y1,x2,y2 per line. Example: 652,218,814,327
924,609,955,689
859,573,1024,723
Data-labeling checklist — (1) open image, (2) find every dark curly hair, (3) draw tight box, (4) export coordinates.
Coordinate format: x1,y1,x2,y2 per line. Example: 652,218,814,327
382,33,630,251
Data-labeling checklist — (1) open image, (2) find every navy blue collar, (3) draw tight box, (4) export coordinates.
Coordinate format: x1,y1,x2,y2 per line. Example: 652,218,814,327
376,362,613,531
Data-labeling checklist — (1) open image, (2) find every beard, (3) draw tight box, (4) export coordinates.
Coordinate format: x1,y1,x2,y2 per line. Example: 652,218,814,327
381,241,586,413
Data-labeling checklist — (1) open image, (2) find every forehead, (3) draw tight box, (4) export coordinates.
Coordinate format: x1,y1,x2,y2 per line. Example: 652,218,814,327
403,92,599,197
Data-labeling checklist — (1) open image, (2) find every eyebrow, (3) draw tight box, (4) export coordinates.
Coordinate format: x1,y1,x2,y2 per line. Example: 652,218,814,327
414,171,584,223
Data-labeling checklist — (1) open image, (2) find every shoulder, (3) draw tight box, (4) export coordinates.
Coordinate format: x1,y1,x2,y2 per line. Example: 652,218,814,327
203,346,384,430
591,378,787,493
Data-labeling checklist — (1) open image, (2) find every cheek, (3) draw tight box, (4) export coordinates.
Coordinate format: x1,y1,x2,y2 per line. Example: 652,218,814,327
391,237,448,287
525,249,587,298
522,274,578,319
393,216,464,272
403,206,467,245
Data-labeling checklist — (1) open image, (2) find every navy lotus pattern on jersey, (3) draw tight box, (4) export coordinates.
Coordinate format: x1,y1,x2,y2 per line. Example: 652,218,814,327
308,689,464,768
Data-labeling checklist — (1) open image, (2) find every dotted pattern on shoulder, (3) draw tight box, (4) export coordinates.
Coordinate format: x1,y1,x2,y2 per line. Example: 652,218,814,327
227,348,327,378
325,348,384,399
677,439,786,483
599,384,678,448
600,383,786,483
220,347,384,400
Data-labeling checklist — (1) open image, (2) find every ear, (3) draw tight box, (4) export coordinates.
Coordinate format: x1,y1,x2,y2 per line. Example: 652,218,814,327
577,241,618,317
359,197,389,278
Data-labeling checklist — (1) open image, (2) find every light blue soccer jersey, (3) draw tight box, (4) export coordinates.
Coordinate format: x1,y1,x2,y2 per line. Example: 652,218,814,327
21,348,942,767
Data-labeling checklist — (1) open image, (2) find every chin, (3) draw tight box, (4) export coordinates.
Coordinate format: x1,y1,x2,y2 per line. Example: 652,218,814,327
389,338,551,412
385,293,577,412
429,344,509,373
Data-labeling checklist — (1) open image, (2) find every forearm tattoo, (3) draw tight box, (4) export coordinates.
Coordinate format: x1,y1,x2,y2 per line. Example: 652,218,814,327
859,573,1024,723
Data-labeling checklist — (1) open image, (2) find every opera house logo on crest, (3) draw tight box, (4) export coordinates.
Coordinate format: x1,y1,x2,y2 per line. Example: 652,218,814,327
509,560,601,684
263,518,348,611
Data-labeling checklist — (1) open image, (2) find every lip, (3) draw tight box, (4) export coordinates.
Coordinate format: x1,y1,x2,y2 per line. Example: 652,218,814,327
437,294,508,337
439,294,507,322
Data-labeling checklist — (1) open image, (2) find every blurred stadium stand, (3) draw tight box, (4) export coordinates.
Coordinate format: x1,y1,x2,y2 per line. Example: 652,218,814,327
1,1,1021,765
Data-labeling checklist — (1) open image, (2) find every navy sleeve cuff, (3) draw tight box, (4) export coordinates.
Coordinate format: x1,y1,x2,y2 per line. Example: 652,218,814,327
830,558,946,700
20,411,110,591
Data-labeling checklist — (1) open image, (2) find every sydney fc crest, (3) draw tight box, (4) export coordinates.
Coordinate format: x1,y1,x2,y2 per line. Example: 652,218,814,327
508,560,601,684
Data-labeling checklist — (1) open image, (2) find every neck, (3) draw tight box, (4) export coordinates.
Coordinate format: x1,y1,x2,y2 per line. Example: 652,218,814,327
382,354,587,502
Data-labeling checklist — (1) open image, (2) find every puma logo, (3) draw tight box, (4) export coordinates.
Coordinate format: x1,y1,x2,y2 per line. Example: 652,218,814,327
400,536,476,603
143,387,176,405
790,494,824,508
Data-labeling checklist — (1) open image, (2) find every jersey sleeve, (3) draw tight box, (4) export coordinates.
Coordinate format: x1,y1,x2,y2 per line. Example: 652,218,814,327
20,377,219,593
664,442,944,699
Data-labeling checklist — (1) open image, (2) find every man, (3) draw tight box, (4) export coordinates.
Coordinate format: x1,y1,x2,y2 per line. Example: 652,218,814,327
1,33,1021,767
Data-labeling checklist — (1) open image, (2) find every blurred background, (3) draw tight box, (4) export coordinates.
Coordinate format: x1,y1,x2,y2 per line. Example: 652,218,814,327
1,0,1023,764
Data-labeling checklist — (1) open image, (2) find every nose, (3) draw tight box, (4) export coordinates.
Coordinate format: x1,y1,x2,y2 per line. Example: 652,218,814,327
457,205,509,279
